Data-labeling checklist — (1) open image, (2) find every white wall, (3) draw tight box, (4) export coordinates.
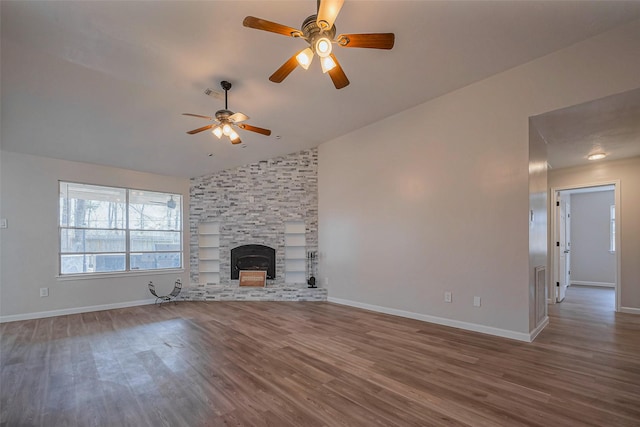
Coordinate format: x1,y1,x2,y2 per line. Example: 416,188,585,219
0,151,190,321
528,123,548,330
318,20,640,339
570,190,616,286
549,157,640,311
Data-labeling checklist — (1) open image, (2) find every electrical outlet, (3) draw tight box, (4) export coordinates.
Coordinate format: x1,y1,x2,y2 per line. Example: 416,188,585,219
40,288,49,297
444,291,452,303
324,277,329,285
0,218,7,229
473,296,481,307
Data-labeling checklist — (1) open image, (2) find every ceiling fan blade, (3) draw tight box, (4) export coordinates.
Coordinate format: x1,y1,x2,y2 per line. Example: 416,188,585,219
269,51,303,83
317,0,344,30
336,33,395,49
186,124,214,135
238,123,272,136
182,113,214,120
327,54,349,89
229,112,250,123
243,16,303,37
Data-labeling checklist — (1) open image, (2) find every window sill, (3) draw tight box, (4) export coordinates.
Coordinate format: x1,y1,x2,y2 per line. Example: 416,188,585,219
56,268,184,282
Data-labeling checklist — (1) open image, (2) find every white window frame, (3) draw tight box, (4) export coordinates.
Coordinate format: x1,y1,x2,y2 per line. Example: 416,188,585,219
58,181,183,277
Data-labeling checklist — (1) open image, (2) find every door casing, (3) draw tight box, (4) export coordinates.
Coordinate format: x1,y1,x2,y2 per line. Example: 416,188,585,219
549,180,620,310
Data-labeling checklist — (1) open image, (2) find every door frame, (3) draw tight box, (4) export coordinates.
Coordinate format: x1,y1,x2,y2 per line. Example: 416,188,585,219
549,180,621,311
556,193,570,302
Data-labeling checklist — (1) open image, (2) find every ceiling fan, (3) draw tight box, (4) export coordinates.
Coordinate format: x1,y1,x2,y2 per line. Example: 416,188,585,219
148,195,177,209
183,81,271,144
243,0,395,89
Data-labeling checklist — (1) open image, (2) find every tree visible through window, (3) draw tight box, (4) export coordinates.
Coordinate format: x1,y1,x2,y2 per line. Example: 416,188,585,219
59,182,182,275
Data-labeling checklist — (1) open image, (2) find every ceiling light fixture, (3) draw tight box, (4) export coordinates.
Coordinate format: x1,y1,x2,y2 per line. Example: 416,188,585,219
212,126,223,138
314,36,333,57
296,48,314,70
320,55,336,73
587,153,607,161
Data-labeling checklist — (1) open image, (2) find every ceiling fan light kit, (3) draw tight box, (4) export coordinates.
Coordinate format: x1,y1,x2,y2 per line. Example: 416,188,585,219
296,48,314,69
243,0,395,89
321,56,337,73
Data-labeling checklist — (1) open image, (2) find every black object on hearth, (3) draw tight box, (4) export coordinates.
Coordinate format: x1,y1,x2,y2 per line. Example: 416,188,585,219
307,251,317,288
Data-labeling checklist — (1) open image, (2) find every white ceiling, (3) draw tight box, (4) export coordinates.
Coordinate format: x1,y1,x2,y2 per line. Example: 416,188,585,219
2,1,640,178
532,88,640,170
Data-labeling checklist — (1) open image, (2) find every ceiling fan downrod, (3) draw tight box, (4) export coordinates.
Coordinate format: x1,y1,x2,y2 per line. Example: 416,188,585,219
220,80,232,109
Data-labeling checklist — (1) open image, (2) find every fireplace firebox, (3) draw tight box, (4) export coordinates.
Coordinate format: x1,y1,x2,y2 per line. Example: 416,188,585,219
230,244,276,280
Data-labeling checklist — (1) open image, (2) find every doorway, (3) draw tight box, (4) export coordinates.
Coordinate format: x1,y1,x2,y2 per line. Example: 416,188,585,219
550,182,620,311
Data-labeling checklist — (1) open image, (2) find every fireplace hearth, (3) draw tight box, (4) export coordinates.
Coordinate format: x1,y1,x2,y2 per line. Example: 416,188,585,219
231,244,276,280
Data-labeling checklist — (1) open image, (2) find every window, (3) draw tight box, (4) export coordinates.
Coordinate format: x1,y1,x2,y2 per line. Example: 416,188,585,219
610,204,616,253
59,182,182,275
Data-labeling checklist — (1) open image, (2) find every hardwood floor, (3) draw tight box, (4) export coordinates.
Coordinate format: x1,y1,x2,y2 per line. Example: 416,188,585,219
2,286,639,426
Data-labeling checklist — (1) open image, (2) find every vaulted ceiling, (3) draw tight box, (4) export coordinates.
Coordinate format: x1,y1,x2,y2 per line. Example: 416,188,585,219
2,1,640,178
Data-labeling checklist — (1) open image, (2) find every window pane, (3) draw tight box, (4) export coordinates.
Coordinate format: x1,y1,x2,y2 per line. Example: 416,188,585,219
60,182,126,229
129,190,181,230
59,183,183,276
61,229,126,253
61,253,125,274
94,254,126,272
130,252,181,270
130,230,181,252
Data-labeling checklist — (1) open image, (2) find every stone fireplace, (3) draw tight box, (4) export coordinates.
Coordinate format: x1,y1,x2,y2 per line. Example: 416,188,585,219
186,148,326,301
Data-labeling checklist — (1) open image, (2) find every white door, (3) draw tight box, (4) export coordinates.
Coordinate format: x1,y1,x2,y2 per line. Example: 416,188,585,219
557,194,571,302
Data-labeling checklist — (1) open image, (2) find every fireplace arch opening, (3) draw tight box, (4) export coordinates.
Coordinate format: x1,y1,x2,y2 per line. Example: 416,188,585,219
230,244,276,280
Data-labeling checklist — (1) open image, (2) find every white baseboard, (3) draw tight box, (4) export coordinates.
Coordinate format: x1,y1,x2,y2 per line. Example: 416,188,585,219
327,297,539,342
529,317,549,341
571,281,615,288
0,299,157,323
619,306,640,315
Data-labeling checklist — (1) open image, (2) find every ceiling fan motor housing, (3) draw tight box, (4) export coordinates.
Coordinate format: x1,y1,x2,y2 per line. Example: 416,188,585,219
215,109,233,121
302,14,336,54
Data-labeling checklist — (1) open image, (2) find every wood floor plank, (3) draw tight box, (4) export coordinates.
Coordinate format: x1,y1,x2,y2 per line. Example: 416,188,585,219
2,286,639,426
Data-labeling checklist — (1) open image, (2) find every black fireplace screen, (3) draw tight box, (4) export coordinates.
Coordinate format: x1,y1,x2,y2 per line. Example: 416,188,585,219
230,244,276,280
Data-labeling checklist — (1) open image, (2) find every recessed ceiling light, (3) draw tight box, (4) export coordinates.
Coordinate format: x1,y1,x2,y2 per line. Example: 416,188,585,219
587,153,607,161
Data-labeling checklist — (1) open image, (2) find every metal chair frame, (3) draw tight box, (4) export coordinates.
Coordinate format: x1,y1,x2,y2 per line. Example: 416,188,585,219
148,279,182,306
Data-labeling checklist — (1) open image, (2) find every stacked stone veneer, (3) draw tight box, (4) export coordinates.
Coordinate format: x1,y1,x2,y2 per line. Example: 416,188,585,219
185,148,325,301
186,285,327,302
